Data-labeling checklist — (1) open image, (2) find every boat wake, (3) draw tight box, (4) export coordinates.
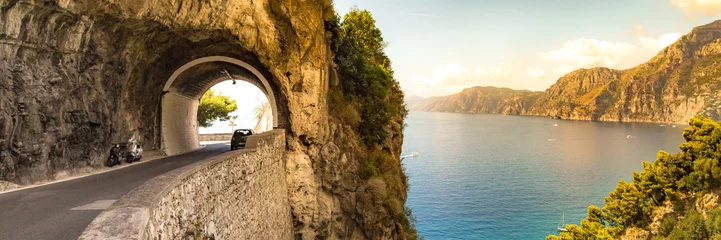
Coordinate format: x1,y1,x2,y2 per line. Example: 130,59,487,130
401,152,420,159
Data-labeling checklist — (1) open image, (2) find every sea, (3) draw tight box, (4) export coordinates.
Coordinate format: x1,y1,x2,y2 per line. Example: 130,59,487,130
401,112,686,239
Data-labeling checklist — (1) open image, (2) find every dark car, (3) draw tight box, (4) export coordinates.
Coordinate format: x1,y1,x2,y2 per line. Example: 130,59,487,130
231,129,254,150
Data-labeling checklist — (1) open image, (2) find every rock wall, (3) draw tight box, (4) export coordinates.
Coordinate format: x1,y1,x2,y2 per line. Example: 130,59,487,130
79,130,291,240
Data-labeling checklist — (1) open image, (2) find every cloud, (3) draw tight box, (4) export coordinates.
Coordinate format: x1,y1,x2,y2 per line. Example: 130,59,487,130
525,68,547,78
405,32,675,97
540,38,637,70
632,23,682,52
638,33,683,51
670,0,721,16
407,64,524,97
407,39,641,97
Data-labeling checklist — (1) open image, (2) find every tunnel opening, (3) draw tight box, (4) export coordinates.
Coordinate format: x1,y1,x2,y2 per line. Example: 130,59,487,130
197,80,273,135
159,56,282,156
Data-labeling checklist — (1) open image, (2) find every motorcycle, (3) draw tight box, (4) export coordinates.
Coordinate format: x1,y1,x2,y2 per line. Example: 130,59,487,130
106,144,122,167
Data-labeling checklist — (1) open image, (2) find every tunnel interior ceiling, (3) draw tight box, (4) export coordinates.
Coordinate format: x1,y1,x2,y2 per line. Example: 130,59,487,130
169,62,268,99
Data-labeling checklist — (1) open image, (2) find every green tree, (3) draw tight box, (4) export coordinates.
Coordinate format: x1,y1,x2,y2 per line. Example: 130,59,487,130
602,179,647,229
197,90,237,128
332,6,405,146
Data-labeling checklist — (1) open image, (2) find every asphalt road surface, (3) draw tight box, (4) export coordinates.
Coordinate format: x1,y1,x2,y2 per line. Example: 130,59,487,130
0,144,228,240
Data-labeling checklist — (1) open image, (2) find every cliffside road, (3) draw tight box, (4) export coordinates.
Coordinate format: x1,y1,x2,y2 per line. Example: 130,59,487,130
0,144,229,240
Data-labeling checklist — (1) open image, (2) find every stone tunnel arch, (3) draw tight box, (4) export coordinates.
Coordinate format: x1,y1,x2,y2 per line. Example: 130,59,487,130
160,56,280,156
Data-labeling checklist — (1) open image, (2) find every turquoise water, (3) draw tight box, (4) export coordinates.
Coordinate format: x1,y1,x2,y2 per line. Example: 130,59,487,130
401,112,686,239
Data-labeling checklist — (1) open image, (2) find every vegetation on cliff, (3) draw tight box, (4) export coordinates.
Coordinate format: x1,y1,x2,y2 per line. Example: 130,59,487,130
410,21,721,124
547,116,721,239
326,6,417,239
197,90,238,128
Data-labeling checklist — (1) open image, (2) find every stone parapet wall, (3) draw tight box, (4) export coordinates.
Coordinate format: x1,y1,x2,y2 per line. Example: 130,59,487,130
79,130,290,240
198,133,232,142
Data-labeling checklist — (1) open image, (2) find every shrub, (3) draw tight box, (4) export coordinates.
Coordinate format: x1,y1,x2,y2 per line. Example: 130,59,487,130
659,217,676,236
328,89,360,128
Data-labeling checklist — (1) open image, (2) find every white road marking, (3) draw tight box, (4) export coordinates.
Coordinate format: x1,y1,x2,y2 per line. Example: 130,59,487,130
71,200,117,210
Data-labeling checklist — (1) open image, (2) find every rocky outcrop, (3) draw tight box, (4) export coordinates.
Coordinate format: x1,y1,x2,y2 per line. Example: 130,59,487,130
411,20,721,124
527,68,622,120
1,0,407,239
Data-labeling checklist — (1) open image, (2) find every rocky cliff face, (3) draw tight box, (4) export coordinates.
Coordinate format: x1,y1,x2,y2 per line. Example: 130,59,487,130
1,0,407,239
411,20,721,124
527,68,622,120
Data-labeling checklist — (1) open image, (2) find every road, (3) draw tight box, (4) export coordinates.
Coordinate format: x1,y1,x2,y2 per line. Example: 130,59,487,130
0,144,228,240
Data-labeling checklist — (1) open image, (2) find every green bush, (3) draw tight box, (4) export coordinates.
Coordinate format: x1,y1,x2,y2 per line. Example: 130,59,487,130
359,150,389,179
670,211,708,240
328,89,360,128
660,216,676,236
707,208,721,236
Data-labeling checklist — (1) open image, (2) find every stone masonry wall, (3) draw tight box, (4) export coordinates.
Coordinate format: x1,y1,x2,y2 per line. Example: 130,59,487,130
198,134,232,142
145,130,290,239
79,130,291,240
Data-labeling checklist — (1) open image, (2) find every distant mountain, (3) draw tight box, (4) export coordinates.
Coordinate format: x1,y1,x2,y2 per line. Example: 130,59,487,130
410,86,541,115
404,95,426,107
411,20,721,123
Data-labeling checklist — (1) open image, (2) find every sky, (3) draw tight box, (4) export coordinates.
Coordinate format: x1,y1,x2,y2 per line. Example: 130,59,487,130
334,0,721,98
199,81,267,134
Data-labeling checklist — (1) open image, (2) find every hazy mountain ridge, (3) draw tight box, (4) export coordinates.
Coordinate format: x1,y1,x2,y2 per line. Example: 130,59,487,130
409,86,541,115
404,95,426,107
411,20,721,123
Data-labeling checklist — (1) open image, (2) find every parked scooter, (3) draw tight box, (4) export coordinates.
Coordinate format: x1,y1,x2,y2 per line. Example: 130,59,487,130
125,141,143,163
106,141,143,167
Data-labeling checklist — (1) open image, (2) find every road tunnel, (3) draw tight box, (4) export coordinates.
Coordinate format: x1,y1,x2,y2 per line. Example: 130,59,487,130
160,56,281,156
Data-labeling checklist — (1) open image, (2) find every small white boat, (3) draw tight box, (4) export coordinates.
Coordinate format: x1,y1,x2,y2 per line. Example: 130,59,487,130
553,124,558,127
558,212,568,232
626,135,633,139
548,138,557,141
672,125,677,128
